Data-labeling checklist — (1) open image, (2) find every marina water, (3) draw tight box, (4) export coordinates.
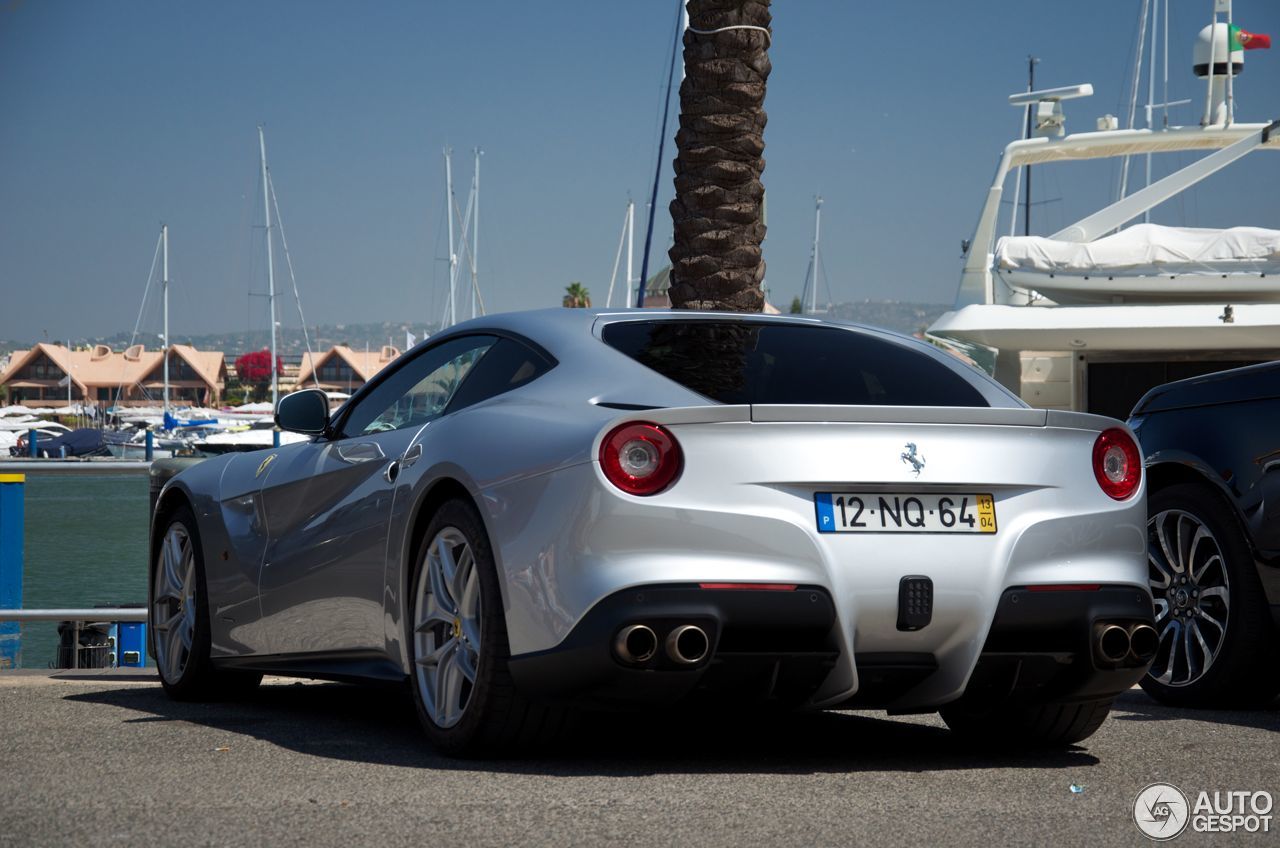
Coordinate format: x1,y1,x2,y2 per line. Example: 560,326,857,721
18,474,149,668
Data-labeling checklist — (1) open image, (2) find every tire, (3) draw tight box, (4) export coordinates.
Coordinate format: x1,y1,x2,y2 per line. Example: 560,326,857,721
407,499,568,756
1140,483,1280,708
150,505,262,700
940,698,1113,748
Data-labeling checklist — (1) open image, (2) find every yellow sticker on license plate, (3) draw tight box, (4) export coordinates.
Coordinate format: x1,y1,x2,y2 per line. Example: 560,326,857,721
815,492,998,534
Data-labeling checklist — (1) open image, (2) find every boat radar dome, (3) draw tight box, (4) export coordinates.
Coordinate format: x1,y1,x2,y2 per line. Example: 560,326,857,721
1194,23,1244,78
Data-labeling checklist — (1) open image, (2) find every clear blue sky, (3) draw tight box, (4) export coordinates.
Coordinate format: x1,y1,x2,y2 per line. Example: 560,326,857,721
2,1,1278,343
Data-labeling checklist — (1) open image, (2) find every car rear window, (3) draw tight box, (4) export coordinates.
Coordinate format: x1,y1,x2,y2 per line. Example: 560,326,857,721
601,320,988,407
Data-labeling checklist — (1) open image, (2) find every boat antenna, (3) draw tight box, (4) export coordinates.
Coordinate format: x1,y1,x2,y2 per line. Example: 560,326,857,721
637,0,684,307
258,125,279,410
1118,0,1152,201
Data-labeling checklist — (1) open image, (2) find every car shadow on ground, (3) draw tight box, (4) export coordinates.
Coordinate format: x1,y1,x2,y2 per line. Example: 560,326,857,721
1110,688,1280,732
66,681,1101,776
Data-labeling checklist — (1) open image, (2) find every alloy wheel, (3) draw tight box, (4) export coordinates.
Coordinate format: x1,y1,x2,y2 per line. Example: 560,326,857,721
1147,508,1231,687
413,527,482,729
152,523,197,684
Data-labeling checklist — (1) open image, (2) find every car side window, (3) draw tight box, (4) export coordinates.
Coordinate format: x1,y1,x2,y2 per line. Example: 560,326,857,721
339,336,497,437
444,338,554,414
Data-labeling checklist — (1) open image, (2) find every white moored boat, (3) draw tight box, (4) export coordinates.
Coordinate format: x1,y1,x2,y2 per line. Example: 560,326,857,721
929,3,1280,418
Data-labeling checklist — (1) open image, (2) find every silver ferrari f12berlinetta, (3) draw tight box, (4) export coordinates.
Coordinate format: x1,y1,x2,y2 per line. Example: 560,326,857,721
150,309,1156,754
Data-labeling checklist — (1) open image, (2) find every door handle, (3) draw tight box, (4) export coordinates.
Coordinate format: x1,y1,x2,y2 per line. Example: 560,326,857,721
337,442,385,464
400,443,423,469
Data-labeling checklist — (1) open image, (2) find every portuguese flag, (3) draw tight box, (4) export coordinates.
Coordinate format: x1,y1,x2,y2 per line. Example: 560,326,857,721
1230,24,1272,50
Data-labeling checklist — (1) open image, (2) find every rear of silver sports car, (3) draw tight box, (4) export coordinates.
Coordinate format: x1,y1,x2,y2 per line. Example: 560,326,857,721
497,319,1155,740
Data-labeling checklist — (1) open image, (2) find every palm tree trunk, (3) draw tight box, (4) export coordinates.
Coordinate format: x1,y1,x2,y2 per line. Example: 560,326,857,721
668,0,771,312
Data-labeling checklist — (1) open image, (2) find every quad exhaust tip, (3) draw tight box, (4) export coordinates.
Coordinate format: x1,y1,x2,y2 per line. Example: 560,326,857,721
1128,623,1159,663
614,624,657,664
666,624,710,665
1096,623,1131,665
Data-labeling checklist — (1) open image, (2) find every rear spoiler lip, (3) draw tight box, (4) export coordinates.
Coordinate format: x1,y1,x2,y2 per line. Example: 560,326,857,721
602,404,1125,432
750,405,1049,426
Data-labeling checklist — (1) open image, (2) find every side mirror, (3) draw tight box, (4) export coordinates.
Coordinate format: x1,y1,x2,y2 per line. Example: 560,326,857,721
275,389,331,436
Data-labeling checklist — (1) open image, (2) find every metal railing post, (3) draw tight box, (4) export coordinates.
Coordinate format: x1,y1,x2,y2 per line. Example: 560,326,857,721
0,473,24,668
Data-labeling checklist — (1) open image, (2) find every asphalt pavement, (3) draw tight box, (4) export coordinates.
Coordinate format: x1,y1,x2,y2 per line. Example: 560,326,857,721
0,670,1275,847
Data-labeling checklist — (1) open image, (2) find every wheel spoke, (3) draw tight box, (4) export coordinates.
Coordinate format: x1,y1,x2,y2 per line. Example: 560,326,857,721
451,547,475,616
164,619,186,679
154,609,183,633
454,647,478,686
436,538,459,602
1186,526,1211,575
1148,550,1175,589
159,533,185,601
460,614,482,649
432,641,459,724
440,659,466,724
1197,607,1226,632
429,542,458,616
1153,620,1180,684
1155,515,1183,576
417,635,456,667
1199,585,1228,603
1152,597,1170,623
415,603,453,632
1193,553,1221,585
1182,621,1200,680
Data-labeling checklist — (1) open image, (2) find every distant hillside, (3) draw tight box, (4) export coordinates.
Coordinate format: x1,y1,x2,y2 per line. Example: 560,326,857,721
2,302,958,359
824,300,952,336
0,322,438,359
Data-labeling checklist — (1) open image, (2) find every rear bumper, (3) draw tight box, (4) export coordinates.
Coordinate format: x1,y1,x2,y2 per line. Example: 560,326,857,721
507,583,1155,710
508,584,839,708
948,584,1156,708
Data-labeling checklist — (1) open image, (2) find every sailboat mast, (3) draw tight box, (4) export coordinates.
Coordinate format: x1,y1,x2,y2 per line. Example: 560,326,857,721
626,199,635,306
809,196,823,313
258,126,278,409
1023,55,1038,235
471,147,481,320
444,147,457,328
162,223,170,415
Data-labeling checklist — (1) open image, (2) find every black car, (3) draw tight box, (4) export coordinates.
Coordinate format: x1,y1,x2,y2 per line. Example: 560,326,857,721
1128,361,1280,707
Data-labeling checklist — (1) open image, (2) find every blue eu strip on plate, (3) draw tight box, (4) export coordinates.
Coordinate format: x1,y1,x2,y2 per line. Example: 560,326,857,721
815,492,836,533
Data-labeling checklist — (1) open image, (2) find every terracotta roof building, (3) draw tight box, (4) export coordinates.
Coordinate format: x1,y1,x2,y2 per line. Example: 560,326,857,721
296,345,401,393
0,343,226,407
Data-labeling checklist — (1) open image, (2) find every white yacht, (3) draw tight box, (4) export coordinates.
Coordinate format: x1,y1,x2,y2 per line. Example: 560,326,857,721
928,5,1278,419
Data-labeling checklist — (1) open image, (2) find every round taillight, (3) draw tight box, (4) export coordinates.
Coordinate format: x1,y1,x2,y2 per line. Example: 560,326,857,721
1092,427,1142,500
599,422,682,496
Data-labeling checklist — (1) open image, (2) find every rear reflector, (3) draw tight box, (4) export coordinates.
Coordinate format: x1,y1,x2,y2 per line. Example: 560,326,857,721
1026,584,1102,592
698,583,797,591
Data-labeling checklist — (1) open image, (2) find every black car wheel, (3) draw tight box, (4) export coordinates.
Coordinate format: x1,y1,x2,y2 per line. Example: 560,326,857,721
1141,483,1280,707
408,499,568,756
150,505,261,700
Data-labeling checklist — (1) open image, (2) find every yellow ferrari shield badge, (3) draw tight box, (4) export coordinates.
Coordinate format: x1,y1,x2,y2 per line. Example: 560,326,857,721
256,453,278,479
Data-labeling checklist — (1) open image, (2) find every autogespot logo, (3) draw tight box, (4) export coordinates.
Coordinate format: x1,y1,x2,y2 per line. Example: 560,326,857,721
1134,783,1190,841
1133,783,1275,839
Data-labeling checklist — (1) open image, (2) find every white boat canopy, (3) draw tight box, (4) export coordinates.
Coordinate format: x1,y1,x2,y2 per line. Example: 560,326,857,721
995,224,1280,304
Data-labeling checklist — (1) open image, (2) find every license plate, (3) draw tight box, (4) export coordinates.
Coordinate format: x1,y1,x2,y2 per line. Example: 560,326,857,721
815,493,997,534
